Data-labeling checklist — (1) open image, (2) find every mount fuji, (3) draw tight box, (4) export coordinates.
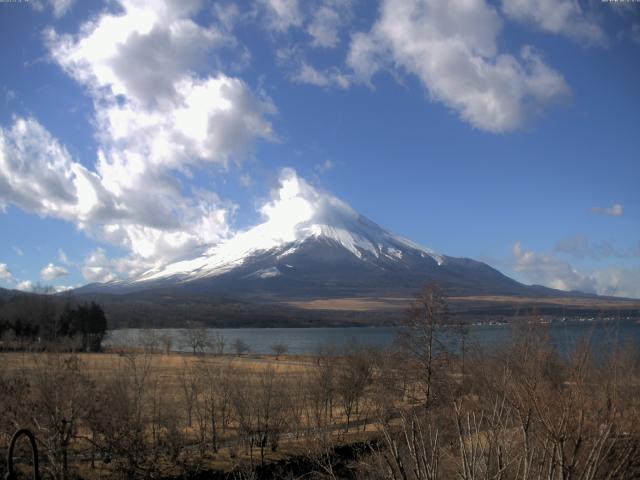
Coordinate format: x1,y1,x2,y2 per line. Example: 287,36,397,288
77,170,556,302
71,171,639,327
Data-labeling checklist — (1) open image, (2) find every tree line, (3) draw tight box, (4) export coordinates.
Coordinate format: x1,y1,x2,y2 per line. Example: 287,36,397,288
0,291,107,352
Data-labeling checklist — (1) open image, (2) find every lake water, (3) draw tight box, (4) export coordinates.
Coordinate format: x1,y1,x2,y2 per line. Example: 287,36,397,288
105,320,640,356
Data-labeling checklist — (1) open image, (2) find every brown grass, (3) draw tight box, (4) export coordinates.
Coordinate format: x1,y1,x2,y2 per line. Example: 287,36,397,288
287,294,640,313
450,295,640,308
0,351,315,376
286,297,411,311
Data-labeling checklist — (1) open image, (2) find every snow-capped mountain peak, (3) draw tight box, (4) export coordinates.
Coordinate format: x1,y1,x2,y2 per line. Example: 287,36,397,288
135,169,442,283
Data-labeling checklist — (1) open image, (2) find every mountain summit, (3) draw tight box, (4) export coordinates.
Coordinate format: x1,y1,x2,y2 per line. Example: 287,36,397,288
85,169,537,299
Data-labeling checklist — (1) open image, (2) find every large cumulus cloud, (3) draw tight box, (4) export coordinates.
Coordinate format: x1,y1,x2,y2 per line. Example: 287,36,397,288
1,0,276,281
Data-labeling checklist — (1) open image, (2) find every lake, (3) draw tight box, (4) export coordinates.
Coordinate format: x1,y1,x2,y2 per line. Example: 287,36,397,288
105,319,640,356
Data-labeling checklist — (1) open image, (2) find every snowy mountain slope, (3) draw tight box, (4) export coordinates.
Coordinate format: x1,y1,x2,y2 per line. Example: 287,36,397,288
73,170,537,299
134,207,444,285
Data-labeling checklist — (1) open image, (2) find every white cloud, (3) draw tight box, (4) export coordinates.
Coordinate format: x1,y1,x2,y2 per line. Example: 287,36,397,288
591,268,640,299
308,6,341,47
258,168,356,242
53,285,75,293
47,2,228,106
81,248,158,283
213,3,242,31
292,62,351,89
4,89,16,104
0,0,278,281
0,116,224,263
0,117,116,225
347,0,570,133
512,241,640,298
80,248,118,283
40,263,69,281
591,203,624,217
501,0,607,46
0,263,14,282
513,241,596,293
240,173,254,187
277,47,351,89
554,234,639,259
58,249,70,265
12,246,23,256
314,159,334,174
51,0,75,17
16,280,34,292
308,1,353,48
92,75,275,171
31,0,76,18
627,24,640,45
259,0,303,32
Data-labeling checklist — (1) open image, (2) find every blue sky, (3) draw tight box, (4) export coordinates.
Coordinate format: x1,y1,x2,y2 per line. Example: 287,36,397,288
0,0,638,297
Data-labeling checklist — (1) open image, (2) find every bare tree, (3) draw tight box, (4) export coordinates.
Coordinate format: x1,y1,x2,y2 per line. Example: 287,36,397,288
158,333,173,355
211,330,226,355
139,328,159,353
336,345,373,432
271,342,288,360
29,354,94,480
398,282,448,408
180,321,210,355
307,344,337,428
252,366,288,465
86,351,154,477
233,338,250,356
178,360,199,428
194,359,227,452
373,410,441,480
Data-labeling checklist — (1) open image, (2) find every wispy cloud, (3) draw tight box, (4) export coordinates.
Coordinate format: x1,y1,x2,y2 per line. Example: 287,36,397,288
554,234,639,259
16,280,34,292
591,203,623,217
291,62,351,89
58,249,71,265
307,1,354,48
513,241,596,293
40,263,69,281
259,0,303,32
31,0,77,18
314,159,334,174
513,241,640,298
277,47,351,89
501,0,607,46
0,263,15,282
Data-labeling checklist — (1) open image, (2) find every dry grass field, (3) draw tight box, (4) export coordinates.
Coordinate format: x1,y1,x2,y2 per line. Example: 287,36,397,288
1,350,315,376
449,295,640,308
0,348,402,479
286,294,640,321
286,297,410,311
2,316,640,479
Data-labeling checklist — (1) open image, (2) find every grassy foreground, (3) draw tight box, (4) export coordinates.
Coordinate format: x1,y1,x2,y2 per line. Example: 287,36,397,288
2,320,640,479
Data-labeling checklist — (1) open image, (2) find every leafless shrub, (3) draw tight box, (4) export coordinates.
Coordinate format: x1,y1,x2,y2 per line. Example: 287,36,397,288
271,342,288,359
233,338,250,356
29,353,94,480
336,345,374,432
397,283,449,408
86,351,154,477
180,321,211,354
